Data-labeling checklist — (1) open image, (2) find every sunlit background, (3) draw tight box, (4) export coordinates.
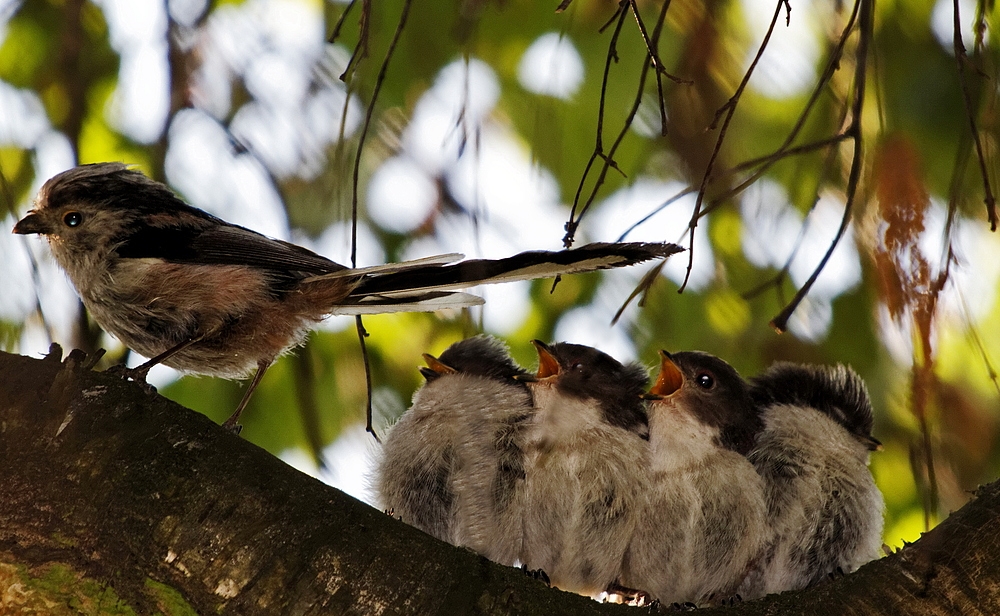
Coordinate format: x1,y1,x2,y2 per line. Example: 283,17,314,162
2,0,999,551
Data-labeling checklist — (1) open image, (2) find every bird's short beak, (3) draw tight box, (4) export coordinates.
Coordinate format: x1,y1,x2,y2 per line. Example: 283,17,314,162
649,350,684,397
861,434,883,452
420,353,456,381
531,340,561,379
12,212,48,235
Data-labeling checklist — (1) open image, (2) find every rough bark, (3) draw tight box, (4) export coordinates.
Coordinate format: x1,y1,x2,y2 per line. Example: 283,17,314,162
1,346,999,615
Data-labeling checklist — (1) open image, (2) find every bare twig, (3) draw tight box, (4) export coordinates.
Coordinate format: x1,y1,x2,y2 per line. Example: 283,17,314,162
770,0,871,332
339,0,372,82
678,0,790,293
627,0,690,85
348,0,413,441
328,0,358,44
356,315,380,443
952,0,997,231
565,0,631,247
565,0,674,247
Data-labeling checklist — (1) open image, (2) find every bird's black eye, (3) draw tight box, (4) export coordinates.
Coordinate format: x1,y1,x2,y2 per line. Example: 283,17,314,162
63,211,83,227
696,372,715,389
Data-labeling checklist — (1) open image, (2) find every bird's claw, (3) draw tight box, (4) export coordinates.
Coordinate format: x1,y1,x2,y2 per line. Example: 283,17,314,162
519,564,550,586
105,364,157,394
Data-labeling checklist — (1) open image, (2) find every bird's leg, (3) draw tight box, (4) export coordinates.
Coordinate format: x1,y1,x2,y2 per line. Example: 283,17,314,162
221,359,272,434
106,336,203,393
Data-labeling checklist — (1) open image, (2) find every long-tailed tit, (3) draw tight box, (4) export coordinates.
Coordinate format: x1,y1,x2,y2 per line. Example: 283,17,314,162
741,362,884,596
621,351,768,606
12,163,681,428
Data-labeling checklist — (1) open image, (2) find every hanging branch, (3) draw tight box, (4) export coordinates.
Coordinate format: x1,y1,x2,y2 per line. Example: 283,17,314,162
564,1,632,247
615,0,861,244
952,0,998,231
628,0,690,137
337,0,372,82
676,0,791,293
613,1,864,321
347,0,414,442
770,0,871,333
564,0,674,247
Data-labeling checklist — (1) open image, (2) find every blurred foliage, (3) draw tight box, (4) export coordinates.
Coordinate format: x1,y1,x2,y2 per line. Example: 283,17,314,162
2,0,999,552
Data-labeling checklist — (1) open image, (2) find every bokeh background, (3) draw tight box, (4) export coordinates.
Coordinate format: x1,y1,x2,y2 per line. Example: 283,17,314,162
1,0,998,551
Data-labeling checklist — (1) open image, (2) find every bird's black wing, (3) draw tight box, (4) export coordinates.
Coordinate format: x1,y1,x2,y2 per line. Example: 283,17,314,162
114,223,346,275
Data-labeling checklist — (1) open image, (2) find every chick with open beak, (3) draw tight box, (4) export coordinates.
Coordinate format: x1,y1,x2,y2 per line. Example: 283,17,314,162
619,350,768,605
740,362,884,596
517,340,649,596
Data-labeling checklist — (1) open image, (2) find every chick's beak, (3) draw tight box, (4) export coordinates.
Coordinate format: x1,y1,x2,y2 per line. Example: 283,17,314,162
649,350,684,397
860,434,883,452
12,212,48,235
531,340,561,379
422,353,456,375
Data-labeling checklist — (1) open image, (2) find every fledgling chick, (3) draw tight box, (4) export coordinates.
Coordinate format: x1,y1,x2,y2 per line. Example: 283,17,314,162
620,351,768,606
741,362,884,596
518,341,650,596
375,335,532,544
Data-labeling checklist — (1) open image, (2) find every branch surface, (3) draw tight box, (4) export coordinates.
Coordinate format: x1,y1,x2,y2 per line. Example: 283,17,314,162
1,347,999,615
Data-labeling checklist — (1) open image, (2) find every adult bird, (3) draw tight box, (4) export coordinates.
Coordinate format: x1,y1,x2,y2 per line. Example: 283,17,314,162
12,163,682,429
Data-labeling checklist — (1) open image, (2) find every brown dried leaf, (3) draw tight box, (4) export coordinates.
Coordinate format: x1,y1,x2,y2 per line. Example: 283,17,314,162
872,249,906,319
874,135,928,252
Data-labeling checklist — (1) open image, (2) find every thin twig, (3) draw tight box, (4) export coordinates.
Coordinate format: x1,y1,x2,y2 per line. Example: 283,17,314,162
356,316,380,443
565,0,674,247
770,0,871,332
952,0,997,231
565,1,631,246
339,0,372,82
627,0,690,85
617,0,861,248
678,0,790,293
349,0,413,441
328,0,358,44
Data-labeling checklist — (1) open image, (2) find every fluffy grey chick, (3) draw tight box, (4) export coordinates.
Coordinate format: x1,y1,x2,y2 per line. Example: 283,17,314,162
620,350,768,606
741,362,884,597
376,335,531,545
518,340,650,597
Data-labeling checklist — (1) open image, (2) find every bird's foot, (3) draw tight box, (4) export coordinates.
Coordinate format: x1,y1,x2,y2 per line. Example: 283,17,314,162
104,363,157,394
669,602,698,612
519,564,550,586
221,416,243,435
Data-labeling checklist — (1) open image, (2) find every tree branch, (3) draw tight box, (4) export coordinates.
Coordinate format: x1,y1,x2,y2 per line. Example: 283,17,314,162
2,347,1000,614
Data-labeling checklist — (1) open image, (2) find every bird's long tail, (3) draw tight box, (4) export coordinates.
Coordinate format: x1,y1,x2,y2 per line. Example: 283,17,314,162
305,242,683,316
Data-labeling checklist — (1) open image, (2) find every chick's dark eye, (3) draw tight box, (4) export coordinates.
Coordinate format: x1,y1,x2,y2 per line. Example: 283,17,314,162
696,372,715,389
63,211,83,227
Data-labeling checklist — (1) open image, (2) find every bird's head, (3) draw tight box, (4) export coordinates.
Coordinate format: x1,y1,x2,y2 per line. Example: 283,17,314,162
646,350,761,454
517,340,649,436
